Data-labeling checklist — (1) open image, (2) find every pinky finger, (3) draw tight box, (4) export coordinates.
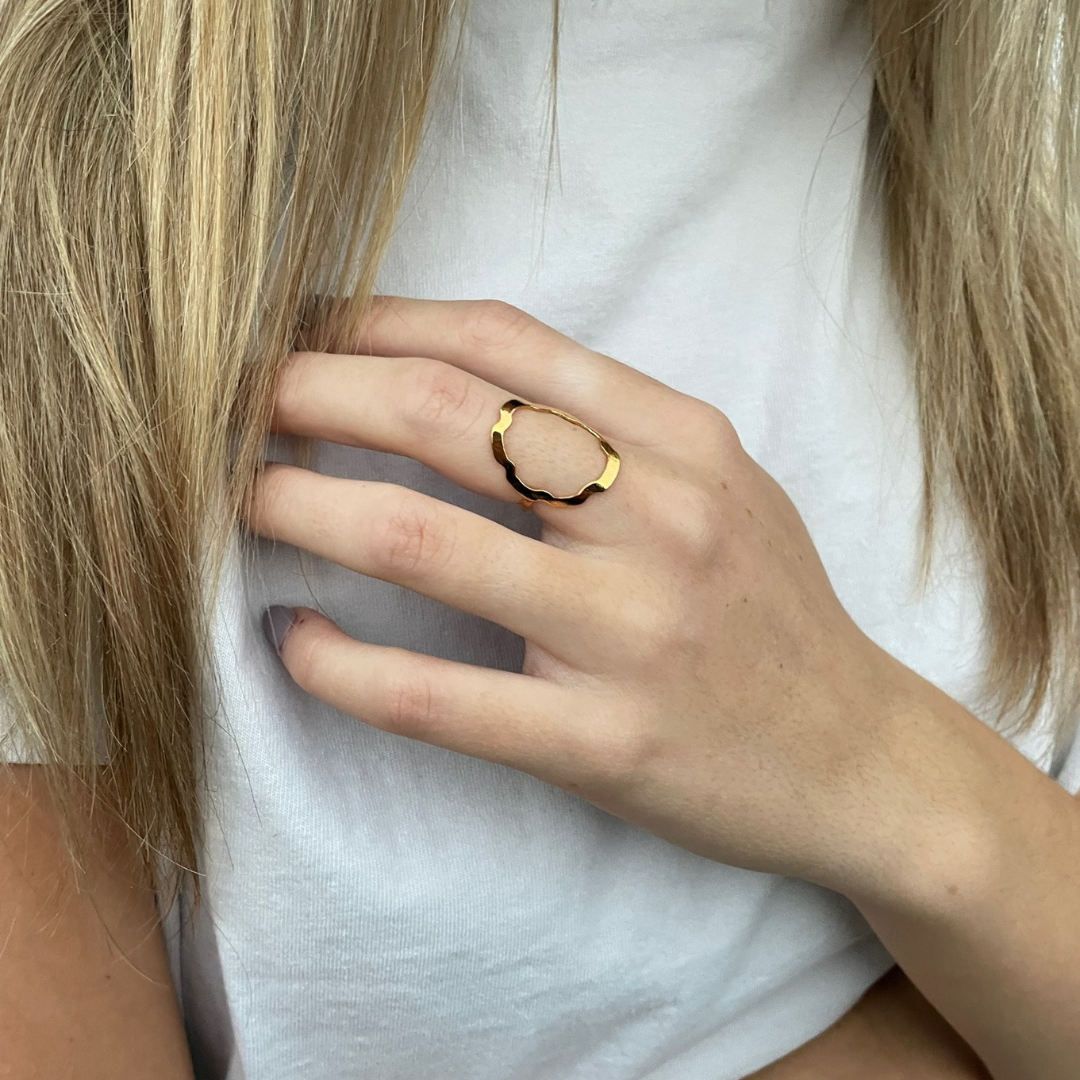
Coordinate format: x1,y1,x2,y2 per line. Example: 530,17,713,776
265,605,605,789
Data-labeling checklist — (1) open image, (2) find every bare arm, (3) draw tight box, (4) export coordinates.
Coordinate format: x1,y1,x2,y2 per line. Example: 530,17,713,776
750,967,990,1080
250,300,1080,1079
757,703,1080,1080
0,765,195,1079
844,690,1080,1080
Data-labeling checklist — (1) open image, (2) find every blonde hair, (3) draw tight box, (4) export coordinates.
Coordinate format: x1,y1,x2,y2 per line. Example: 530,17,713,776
868,0,1080,742
0,0,1076,890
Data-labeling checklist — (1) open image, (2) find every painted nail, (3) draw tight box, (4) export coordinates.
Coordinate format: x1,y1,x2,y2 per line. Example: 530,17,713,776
262,605,296,653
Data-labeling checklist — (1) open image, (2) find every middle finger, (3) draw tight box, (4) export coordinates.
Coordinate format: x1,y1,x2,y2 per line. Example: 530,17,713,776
270,350,648,538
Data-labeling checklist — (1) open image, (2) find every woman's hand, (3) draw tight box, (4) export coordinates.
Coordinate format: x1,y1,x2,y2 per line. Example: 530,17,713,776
245,295,940,902
247,297,1080,1079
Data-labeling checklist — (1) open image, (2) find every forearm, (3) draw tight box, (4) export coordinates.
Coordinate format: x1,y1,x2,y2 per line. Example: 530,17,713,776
844,682,1080,1080
750,967,989,1080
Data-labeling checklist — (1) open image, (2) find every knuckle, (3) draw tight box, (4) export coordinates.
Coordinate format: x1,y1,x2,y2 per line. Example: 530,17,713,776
612,590,685,664
286,620,327,696
382,660,438,734
654,477,724,562
582,709,664,790
405,361,482,434
272,351,319,422
677,481,722,548
682,401,743,459
459,299,534,353
372,497,452,578
248,462,299,534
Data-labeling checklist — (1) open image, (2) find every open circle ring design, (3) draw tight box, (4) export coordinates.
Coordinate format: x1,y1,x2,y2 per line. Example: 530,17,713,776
490,398,621,509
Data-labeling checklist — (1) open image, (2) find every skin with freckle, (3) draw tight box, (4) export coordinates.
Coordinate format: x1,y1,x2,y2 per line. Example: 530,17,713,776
245,297,1080,1080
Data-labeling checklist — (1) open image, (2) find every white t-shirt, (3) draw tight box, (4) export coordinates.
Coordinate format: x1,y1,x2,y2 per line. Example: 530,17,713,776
9,0,1080,1077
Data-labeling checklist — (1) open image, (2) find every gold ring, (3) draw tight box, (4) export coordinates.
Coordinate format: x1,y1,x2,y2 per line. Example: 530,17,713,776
490,398,621,509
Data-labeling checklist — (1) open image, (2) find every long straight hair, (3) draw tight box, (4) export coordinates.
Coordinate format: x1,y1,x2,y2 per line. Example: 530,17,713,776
0,0,1077,889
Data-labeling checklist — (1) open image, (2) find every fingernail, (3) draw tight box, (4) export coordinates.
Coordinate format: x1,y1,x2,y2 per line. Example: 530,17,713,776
262,605,296,653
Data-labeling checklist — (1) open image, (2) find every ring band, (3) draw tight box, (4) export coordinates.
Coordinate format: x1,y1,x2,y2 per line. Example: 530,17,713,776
490,398,621,508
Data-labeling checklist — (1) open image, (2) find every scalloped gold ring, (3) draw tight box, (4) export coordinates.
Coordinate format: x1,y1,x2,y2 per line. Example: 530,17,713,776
490,398,621,509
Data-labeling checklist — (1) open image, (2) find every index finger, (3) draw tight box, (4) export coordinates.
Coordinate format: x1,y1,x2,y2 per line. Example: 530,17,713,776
334,296,689,447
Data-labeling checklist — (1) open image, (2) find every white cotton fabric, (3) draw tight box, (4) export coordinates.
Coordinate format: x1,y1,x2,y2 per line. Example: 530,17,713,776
7,0,1080,1077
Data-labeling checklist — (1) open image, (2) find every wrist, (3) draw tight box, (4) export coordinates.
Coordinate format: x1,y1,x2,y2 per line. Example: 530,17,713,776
826,668,1020,917
838,671,1070,923
831,677,1080,1080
